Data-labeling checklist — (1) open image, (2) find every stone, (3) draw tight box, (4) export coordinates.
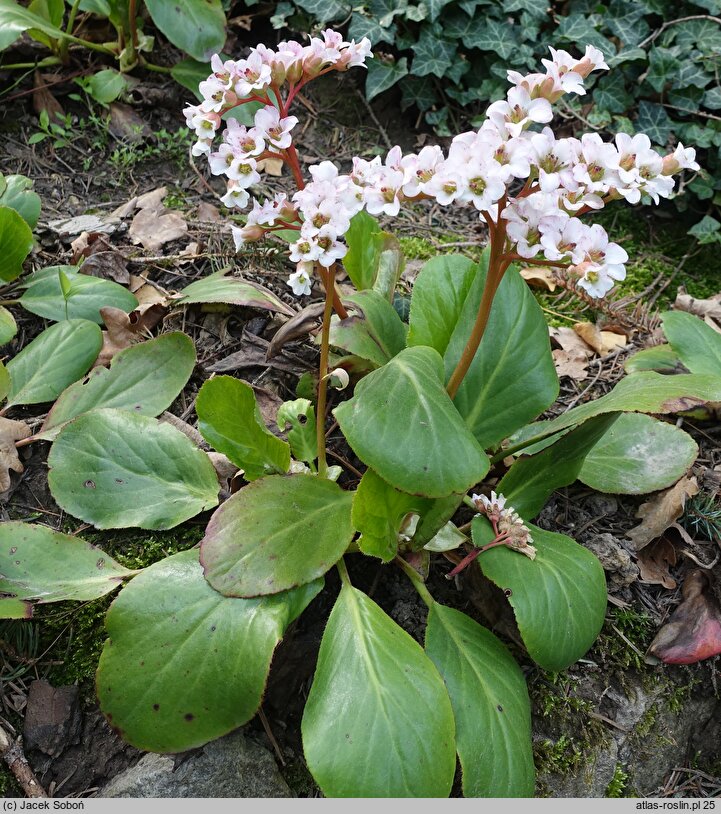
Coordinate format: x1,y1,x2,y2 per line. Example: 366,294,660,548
100,729,293,798
585,533,639,592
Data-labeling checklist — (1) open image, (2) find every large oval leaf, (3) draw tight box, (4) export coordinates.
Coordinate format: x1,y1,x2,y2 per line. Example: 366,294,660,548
661,310,721,375
302,582,456,797
425,603,534,797
343,211,384,291
176,270,294,316
48,409,219,530
6,319,102,407
144,0,226,61
0,205,33,283
19,266,137,323
39,332,196,439
474,520,607,672
0,306,17,345
196,376,290,480
0,521,131,605
0,0,67,50
97,549,321,752
201,474,353,597
0,175,41,228
408,253,558,447
579,413,698,494
334,346,489,497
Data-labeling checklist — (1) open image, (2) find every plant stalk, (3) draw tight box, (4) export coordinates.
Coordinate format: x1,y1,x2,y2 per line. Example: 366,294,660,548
316,264,335,478
395,556,434,609
59,0,83,62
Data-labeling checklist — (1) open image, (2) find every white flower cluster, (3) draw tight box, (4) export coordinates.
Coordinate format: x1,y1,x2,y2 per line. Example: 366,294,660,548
472,491,537,560
188,35,699,299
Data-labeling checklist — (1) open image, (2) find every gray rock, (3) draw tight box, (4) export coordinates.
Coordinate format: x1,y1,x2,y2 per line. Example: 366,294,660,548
100,729,293,798
585,533,639,592
23,680,81,757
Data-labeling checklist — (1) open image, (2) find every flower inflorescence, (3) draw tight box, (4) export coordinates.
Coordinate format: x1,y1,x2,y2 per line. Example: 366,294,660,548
186,32,699,299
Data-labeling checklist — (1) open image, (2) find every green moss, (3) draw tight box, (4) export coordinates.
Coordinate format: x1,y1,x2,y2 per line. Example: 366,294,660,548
591,608,656,672
399,236,438,261
0,764,22,797
605,764,630,798
534,734,584,776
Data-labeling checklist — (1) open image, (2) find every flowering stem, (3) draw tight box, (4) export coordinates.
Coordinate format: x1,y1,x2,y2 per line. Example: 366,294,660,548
316,264,335,478
284,144,305,190
444,533,511,579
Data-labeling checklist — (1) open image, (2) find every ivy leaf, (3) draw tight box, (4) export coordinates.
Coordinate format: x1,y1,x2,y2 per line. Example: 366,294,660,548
293,0,351,22
704,87,721,109
369,0,408,26
411,27,456,77
606,5,649,46
645,47,681,93
469,17,518,59
687,214,721,243
673,60,712,89
400,75,437,111
672,19,721,55
365,57,409,101
502,0,547,19
636,101,673,145
593,73,632,114
348,11,396,44
426,0,455,21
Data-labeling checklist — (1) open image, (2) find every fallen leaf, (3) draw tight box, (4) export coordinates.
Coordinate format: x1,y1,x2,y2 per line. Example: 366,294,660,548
637,537,677,589
573,321,628,356
133,281,170,310
552,349,589,380
158,411,205,447
257,158,284,177
208,329,307,375
108,102,152,142
94,306,146,366
79,251,130,285
674,290,721,333
136,187,167,211
0,417,31,492
48,215,116,239
520,267,556,291
266,302,325,358
549,326,593,355
207,451,240,501
627,476,699,551
128,207,187,251
646,569,721,664
197,202,221,222
253,385,284,431
33,71,64,124
109,198,139,220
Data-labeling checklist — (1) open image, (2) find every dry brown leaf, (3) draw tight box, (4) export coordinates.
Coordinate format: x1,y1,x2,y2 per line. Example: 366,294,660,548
80,251,130,285
257,158,284,176
674,290,721,333
136,187,167,211
128,207,187,251
549,326,592,355
573,321,627,356
108,102,152,142
48,215,116,239
159,412,205,447
94,307,145,366
253,385,284,431
110,198,139,220
133,282,170,309
266,302,325,359
197,202,221,222
32,71,64,123
552,349,589,380
0,418,31,492
637,537,677,589
626,475,699,550
520,267,556,291
646,570,721,664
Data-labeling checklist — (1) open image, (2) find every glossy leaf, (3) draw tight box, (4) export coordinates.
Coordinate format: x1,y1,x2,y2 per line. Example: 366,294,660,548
196,376,290,480
170,57,209,100
334,346,489,497
624,343,683,374
510,372,721,452
276,398,317,464
0,598,33,619
497,414,618,518
48,409,219,530
474,520,607,671
661,310,721,375
411,494,463,549
6,319,102,407
327,290,407,368
143,0,226,61
39,332,196,439
343,211,384,290
0,0,67,50
579,413,698,494
19,266,138,323
408,253,558,447
425,603,534,797
352,468,432,562
0,205,33,283
372,235,405,303
0,175,41,228
302,582,456,797
176,270,294,315
201,474,353,597
0,521,130,604
76,68,130,104
0,306,16,345
97,549,321,752
0,361,9,403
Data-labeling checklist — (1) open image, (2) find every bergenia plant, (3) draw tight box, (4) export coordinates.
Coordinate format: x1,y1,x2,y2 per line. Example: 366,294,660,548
4,30,720,800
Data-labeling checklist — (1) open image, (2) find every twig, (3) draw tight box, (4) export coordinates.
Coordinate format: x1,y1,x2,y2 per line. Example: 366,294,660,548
0,725,47,798
638,15,721,49
257,707,285,767
354,87,392,150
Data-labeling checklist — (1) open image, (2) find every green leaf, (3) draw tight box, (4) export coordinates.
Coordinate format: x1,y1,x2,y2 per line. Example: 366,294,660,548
302,582,456,797
372,235,405,302
662,310,721,374
673,60,712,90
510,372,721,452
0,598,33,619
498,414,619,518
704,86,721,109
606,5,649,46
143,0,225,61
687,214,721,243
366,57,409,102
411,494,463,549
334,346,489,497
328,290,407,368
555,13,615,54
0,361,9,402
408,253,558,448
467,16,518,57
39,332,195,439
0,0,67,50
636,100,673,145
645,47,680,93
348,12,396,45
579,413,698,494
352,468,433,562
474,521,607,671
97,549,321,752
0,521,130,604
20,266,138,323
28,0,63,27
0,306,17,345
6,319,102,407
672,19,721,55
411,27,457,77
624,343,684,374
591,73,632,114
400,75,437,111
0,205,33,283
292,0,350,22
201,474,353,597
276,398,317,464
0,175,41,228
48,409,219,530
170,57,210,100
176,269,294,316
343,211,384,291
196,376,290,480
425,603,534,797
426,0,454,20
76,68,130,104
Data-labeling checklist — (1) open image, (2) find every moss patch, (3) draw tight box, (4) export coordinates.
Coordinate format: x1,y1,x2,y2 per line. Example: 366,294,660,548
606,763,631,797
